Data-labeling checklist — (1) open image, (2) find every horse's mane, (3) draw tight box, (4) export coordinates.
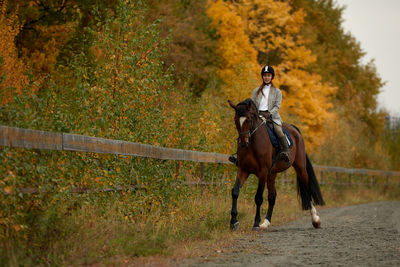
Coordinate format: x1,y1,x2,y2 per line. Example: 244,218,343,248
238,98,255,107
237,98,259,116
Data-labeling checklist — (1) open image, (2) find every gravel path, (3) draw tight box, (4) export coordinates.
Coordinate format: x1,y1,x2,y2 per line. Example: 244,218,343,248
179,201,400,266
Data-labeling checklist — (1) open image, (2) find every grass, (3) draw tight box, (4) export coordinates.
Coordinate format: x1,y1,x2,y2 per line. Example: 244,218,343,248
2,171,399,266
72,178,399,266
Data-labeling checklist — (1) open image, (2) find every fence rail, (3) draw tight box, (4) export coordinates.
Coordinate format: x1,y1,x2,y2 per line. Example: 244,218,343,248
2,125,400,183
0,125,229,164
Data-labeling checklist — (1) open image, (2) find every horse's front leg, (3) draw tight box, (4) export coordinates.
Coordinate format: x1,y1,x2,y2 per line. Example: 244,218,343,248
260,173,277,230
252,178,266,231
230,169,248,230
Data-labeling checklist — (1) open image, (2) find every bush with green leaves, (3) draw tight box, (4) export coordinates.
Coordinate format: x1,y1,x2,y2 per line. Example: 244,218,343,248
0,1,208,264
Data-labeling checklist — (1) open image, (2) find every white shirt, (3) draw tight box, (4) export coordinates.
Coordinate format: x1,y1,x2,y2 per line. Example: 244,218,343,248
258,84,270,111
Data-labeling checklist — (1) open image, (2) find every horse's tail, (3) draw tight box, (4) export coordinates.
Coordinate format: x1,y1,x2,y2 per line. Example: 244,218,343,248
306,154,325,206
297,154,325,210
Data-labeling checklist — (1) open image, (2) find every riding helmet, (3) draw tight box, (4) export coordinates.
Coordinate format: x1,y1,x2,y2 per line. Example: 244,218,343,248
261,65,275,79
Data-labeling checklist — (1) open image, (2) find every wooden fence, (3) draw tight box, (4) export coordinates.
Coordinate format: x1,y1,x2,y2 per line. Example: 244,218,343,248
1,125,400,190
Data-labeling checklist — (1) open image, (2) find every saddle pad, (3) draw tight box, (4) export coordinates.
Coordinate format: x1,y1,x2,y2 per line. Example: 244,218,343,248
265,123,293,149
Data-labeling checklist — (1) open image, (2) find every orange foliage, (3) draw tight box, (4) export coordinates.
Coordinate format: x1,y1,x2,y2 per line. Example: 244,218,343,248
238,0,337,149
0,1,28,105
206,0,259,101
206,0,337,149
21,23,75,75
239,0,306,53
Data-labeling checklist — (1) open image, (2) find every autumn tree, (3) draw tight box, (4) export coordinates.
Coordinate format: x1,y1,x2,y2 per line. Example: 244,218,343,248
383,117,400,170
0,1,190,264
291,0,386,138
207,0,259,101
206,0,335,148
144,0,218,96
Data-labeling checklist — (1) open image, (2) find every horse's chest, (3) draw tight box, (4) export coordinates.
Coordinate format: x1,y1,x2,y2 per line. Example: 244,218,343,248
238,153,259,173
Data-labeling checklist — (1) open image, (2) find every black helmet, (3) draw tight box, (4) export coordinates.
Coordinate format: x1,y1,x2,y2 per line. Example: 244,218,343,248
261,65,275,79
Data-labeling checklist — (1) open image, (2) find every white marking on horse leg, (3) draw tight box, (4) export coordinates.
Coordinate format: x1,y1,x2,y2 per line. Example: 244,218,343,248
239,117,246,127
310,202,321,228
260,219,271,230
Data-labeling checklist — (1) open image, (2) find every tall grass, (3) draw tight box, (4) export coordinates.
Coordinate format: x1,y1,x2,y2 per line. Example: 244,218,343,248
3,162,398,266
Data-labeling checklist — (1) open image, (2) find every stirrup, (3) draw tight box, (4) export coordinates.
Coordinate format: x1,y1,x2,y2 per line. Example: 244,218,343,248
229,155,238,166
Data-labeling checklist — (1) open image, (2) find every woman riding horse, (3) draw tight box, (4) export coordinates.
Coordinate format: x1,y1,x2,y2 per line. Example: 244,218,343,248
228,66,325,231
230,65,289,165
253,65,289,162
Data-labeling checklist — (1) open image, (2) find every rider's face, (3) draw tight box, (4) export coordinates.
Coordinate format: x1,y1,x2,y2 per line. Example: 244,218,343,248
262,73,273,84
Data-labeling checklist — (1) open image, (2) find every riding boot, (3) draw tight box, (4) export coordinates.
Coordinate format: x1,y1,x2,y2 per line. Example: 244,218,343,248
278,135,290,163
229,155,238,166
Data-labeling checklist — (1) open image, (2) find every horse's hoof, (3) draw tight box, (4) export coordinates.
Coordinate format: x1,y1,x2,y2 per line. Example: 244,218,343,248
312,219,321,228
260,219,271,230
252,226,261,232
230,221,239,230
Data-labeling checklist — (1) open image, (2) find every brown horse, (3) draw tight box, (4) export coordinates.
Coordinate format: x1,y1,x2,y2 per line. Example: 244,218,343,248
228,99,325,230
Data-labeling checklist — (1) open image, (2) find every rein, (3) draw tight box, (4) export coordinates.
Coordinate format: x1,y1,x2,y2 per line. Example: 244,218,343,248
250,117,266,136
237,114,265,145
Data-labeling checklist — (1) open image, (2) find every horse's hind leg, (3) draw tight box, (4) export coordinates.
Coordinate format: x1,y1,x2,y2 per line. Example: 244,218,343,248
310,202,321,228
293,161,322,228
260,173,277,230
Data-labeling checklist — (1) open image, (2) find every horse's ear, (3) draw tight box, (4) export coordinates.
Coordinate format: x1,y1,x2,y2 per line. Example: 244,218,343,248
228,100,237,110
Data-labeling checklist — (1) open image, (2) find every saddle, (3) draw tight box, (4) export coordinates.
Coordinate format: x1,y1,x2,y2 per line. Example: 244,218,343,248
265,122,293,150
228,123,293,166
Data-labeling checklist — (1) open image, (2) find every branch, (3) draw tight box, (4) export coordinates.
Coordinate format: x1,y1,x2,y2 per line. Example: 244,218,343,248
22,0,70,30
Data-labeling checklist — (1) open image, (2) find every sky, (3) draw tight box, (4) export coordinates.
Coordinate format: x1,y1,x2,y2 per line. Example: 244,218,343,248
335,0,400,116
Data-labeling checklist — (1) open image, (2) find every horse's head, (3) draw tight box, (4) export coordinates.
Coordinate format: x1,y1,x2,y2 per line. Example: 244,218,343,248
228,99,259,147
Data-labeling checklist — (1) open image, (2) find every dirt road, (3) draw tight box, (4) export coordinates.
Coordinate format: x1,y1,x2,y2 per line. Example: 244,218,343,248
179,201,400,266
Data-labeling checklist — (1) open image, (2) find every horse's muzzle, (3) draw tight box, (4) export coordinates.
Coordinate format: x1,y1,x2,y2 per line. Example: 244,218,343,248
238,130,250,148
239,138,249,148
239,142,248,148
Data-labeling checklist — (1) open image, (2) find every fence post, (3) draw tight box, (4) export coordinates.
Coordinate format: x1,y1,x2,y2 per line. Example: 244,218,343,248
348,173,352,185
175,162,180,178
200,162,204,182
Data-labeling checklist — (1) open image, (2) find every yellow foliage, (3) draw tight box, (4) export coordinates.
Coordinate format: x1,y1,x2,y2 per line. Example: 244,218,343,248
237,0,337,149
207,0,337,149
279,68,336,148
239,0,305,52
207,0,259,101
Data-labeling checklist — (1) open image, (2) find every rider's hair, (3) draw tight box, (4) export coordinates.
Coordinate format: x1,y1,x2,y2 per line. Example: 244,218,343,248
256,81,274,97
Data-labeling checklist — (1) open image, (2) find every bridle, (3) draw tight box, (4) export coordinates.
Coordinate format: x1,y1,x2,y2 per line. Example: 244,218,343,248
237,112,265,147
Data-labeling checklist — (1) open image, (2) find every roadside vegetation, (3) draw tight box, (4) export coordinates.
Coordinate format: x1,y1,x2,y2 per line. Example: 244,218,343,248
1,0,399,265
